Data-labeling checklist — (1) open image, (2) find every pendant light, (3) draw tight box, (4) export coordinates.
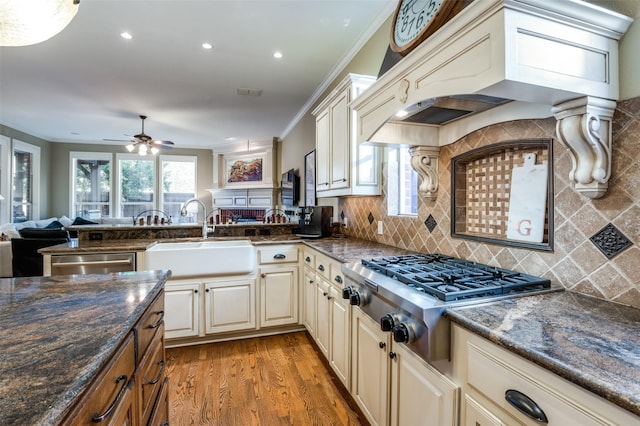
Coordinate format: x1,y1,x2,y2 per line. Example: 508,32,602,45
0,0,80,47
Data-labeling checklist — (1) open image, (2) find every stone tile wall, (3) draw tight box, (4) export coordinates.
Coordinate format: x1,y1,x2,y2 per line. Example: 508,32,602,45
339,97,640,308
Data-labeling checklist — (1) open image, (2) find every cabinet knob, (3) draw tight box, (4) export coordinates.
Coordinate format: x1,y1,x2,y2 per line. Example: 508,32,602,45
205,288,210,292
323,292,328,297
389,352,396,360
261,273,266,278
194,289,198,294
327,295,333,300
318,264,325,272
309,280,314,284
378,342,386,349
334,275,343,284
305,256,311,262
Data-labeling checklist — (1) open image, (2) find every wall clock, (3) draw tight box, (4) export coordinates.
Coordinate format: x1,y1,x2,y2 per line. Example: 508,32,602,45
390,0,465,56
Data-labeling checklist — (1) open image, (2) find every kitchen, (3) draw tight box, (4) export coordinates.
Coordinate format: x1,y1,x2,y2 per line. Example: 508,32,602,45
2,0,640,425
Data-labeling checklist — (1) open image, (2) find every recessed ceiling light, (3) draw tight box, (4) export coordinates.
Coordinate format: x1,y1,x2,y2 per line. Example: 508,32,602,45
273,51,283,59
395,110,409,118
120,32,133,40
202,42,213,50
225,137,236,141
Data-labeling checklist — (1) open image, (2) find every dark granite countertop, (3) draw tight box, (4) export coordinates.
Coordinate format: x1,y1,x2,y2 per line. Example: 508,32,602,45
303,237,413,263
0,270,171,426
446,291,640,417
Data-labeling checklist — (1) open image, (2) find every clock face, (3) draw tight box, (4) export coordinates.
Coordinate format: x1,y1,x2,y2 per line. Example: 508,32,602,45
393,0,444,50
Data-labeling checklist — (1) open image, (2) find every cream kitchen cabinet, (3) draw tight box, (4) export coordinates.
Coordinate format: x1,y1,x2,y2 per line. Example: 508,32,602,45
257,245,299,328
204,278,256,334
165,277,256,340
309,251,351,389
351,307,459,426
452,324,640,426
302,249,316,335
165,280,201,339
312,73,380,198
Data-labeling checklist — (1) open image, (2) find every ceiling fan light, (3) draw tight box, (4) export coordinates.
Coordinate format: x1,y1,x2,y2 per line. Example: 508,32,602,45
125,143,135,152
138,144,148,153
150,146,159,155
0,0,80,47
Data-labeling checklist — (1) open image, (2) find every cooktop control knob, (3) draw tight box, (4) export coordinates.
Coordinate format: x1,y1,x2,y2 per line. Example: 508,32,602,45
349,291,361,306
392,323,415,344
342,287,353,300
380,314,396,332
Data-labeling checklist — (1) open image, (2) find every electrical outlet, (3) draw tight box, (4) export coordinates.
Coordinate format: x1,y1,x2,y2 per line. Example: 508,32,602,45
377,220,383,235
343,217,348,228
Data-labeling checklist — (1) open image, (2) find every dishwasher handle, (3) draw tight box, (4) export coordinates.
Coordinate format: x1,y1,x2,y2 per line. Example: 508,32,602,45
53,259,133,267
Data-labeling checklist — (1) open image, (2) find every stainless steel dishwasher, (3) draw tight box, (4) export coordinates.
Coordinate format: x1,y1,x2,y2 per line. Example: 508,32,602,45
51,252,136,275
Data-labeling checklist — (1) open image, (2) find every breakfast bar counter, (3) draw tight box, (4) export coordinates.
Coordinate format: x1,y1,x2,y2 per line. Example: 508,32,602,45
0,270,171,425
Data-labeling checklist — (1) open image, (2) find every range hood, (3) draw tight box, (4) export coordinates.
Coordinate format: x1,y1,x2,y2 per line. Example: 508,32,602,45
351,0,633,199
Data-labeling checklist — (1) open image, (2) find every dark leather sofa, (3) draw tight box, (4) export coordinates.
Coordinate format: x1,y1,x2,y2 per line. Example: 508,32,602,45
11,228,70,277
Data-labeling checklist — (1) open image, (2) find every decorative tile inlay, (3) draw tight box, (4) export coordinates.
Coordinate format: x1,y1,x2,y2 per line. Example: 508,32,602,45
589,223,632,259
424,214,437,233
368,212,375,224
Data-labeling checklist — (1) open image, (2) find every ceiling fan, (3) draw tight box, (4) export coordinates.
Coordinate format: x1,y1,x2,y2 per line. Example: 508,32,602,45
104,115,174,155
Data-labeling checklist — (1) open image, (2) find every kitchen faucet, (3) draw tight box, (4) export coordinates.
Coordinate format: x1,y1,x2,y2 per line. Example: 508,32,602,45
180,198,210,239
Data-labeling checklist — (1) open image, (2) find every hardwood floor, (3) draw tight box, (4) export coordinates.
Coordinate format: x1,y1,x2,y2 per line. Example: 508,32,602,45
165,332,367,425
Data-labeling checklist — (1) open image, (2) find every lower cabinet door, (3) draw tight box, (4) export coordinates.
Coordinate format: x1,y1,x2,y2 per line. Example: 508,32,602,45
259,266,298,327
164,281,200,339
351,308,390,426
148,377,170,426
138,334,166,425
315,278,331,358
302,267,317,335
329,285,350,389
204,279,256,334
390,343,459,426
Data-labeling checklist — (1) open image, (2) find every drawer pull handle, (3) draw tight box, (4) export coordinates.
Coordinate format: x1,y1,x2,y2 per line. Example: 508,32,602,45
91,374,128,423
148,310,165,329
505,389,548,423
149,359,166,385
334,275,343,284
318,265,325,272
273,253,286,260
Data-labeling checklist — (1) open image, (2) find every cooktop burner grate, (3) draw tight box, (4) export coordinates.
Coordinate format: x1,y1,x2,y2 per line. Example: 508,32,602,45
361,254,551,302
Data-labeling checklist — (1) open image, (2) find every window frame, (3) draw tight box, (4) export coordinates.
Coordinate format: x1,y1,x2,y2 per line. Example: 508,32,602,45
158,154,197,218
386,146,418,218
12,140,40,222
0,136,10,224
115,153,158,219
69,151,113,219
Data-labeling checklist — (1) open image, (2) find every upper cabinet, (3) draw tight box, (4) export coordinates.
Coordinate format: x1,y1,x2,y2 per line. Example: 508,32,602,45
312,74,381,198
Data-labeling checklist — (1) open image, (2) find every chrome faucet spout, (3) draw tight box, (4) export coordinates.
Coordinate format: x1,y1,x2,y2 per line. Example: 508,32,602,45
181,198,210,239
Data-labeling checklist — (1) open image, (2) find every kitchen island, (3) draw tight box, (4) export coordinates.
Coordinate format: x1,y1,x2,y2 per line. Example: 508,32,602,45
0,270,171,425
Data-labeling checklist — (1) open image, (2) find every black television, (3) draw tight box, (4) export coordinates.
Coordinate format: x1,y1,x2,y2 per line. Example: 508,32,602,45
281,169,300,207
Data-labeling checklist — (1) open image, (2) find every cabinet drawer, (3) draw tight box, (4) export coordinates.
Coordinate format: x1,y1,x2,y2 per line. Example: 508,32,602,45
68,334,136,425
138,332,166,425
135,291,165,365
257,245,299,264
329,261,345,289
467,341,615,426
315,253,332,281
302,248,316,269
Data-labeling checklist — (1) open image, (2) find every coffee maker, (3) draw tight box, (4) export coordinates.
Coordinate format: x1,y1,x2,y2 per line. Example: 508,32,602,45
296,206,333,238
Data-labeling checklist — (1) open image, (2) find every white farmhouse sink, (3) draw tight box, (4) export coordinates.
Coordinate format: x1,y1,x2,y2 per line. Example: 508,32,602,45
145,240,255,277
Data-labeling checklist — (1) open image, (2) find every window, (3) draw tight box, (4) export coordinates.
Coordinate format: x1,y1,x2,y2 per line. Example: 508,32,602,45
0,136,9,224
159,155,196,219
387,146,418,216
70,152,111,219
116,154,156,218
12,141,40,222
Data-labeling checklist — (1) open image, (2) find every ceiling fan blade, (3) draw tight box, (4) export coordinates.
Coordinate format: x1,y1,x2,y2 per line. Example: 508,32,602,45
103,138,133,142
152,140,174,146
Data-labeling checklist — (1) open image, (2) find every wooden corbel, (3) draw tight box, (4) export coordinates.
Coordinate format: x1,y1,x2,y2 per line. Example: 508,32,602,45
409,146,440,199
553,96,616,199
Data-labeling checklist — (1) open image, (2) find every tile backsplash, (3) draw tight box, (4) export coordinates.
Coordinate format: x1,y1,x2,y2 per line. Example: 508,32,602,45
339,97,640,308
